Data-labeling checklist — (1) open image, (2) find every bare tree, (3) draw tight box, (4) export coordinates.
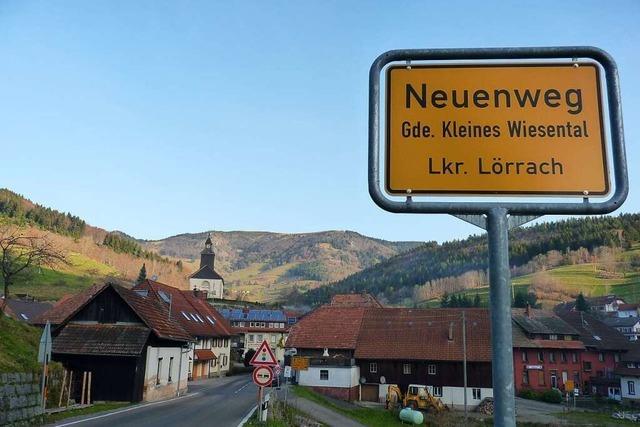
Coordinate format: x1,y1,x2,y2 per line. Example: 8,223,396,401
0,227,67,310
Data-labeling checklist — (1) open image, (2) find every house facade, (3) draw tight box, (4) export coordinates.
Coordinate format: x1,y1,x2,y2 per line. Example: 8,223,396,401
603,317,640,341
617,304,640,318
286,298,493,408
189,234,224,299
512,308,585,394
616,347,640,403
35,283,192,403
133,280,234,379
221,308,297,362
555,310,629,397
355,308,493,409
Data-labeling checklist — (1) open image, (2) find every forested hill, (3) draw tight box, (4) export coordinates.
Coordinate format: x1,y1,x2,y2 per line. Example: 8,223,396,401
295,214,640,306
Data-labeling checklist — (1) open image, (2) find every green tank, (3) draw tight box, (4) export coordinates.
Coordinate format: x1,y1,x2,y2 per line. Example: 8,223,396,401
399,407,424,425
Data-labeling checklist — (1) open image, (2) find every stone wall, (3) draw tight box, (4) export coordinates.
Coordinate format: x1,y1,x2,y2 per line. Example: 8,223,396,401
0,373,43,426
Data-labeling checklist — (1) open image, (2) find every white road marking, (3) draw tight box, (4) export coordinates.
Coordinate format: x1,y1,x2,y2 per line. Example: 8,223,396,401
234,381,252,394
236,404,257,427
54,392,200,426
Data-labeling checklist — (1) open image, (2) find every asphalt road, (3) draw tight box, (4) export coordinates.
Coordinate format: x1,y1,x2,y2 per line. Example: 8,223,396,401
52,374,258,427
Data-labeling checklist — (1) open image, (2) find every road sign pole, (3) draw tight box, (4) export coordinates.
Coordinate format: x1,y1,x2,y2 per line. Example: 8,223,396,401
487,208,516,427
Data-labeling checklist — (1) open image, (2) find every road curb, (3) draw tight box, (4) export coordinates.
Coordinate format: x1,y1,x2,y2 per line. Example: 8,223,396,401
236,404,258,427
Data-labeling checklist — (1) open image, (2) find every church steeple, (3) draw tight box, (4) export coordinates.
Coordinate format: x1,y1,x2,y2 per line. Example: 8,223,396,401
200,233,215,269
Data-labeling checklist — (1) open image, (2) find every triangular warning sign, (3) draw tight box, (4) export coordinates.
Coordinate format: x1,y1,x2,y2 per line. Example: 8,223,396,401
250,340,278,366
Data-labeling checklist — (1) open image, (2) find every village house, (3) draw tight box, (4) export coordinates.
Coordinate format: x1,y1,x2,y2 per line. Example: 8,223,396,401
617,304,640,318
286,295,493,408
189,234,224,299
2,296,51,324
556,310,629,399
511,308,585,394
603,317,640,341
34,282,192,402
133,279,234,379
221,308,298,362
587,295,626,314
355,308,493,409
285,304,366,401
615,346,640,403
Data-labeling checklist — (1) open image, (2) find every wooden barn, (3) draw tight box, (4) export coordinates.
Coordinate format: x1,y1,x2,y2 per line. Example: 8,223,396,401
35,282,193,403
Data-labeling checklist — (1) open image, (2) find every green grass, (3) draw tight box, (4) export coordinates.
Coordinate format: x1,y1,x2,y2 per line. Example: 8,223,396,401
0,315,41,372
9,251,120,301
419,256,640,309
43,402,130,424
556,411,640,426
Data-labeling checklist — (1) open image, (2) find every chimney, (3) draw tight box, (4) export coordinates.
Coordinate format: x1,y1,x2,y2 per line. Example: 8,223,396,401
448,322,454,341
525,304,531,318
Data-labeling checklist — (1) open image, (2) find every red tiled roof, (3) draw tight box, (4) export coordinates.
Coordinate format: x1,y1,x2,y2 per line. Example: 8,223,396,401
286,306,366,350
33,282,192,343
330,294,383,308
194,349,217,361
511,320,585,350
134,280,233,338
33,283,107,325
355,308,492,362
112,285,192,342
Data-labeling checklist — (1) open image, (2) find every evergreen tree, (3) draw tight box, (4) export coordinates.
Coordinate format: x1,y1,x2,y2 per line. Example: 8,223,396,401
575,292,590,311
440,292,450,308
473,293,481,307
136,263,147,285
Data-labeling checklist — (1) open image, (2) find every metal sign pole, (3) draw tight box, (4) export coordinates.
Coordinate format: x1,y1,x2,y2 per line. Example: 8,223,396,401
487,208,516,427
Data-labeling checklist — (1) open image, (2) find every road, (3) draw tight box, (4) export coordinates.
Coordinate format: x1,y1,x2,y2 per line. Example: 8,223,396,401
52,374,259,427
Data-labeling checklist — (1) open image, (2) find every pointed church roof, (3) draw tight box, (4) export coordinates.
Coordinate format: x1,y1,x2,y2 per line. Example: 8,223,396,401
189,264,224,280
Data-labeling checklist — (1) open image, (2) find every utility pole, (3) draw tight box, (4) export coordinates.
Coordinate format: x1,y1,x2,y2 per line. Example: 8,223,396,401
462,310,468,419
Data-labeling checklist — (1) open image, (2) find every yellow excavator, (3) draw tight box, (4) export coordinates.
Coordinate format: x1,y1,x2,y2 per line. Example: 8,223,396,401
386,384,447,413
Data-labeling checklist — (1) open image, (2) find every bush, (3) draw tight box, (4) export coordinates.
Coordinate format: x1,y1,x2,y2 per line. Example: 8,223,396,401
541,389,562,403
518,388,562,404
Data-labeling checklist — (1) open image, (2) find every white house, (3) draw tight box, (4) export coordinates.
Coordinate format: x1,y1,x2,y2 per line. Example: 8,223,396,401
617,304,640,318
617,358,640,402
189,234,224,299
603,317,640,341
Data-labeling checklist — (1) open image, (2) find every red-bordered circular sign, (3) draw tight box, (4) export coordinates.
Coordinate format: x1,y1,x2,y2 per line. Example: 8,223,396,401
253,366,274,387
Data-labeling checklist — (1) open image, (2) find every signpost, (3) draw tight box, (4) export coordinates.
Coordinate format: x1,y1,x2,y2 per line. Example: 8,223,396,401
369,47,627,427
291,356,309,371
38,322,52,410
250,340,278,422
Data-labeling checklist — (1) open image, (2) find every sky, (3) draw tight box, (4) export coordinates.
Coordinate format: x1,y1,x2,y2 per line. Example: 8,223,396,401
0,1,639,242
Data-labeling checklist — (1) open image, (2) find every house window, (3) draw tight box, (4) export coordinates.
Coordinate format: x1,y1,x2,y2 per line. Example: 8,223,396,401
550,352,556,363
522,370,529,385
249,334,255,343
432,386,443,397
572,353,578,363
598,353,605,362
561,352,567,363
156,358,163,386
549,334,558,340
271,335,276,344
615,353,620,363
320,370,329,381
369,363,377,374
583,361,592,372
168,357,174,383
403,363,411,375
472,388,481,400
223,355,228,367
538,351,544,362
629,381,636,395
257,334,263,342
538,371,545,386
428,364,436,375
627,363,635,369
521,351,528,362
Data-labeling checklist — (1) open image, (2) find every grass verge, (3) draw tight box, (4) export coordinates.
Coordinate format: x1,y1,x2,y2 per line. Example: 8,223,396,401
44,402,131,424
0,314,40,372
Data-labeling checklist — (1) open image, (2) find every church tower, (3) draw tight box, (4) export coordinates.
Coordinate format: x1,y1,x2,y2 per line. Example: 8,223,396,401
189,233,224,299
